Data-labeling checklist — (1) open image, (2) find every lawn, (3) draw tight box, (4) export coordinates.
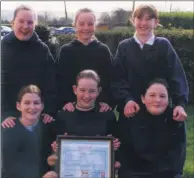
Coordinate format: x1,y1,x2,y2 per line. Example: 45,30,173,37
183,105,194,178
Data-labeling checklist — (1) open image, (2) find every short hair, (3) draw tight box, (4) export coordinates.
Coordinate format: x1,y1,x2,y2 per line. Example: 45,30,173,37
132,4,159,20
17,85,43,103
13,5,36,21
142,78,169,96
76,70,100,87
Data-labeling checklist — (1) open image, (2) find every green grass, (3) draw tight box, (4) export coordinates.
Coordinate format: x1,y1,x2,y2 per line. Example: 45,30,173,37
183,106,194,178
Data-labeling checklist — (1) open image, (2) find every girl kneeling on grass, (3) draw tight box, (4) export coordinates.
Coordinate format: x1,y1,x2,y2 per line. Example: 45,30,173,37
117,78,186,178
2,85,55,178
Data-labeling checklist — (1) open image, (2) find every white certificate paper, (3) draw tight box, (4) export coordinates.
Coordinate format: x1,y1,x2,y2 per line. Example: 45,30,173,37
59,139,111,178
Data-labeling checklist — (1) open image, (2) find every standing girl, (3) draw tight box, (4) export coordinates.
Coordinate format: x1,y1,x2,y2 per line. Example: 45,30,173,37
56,8,114,112
111,4,188,121
1,5,56,124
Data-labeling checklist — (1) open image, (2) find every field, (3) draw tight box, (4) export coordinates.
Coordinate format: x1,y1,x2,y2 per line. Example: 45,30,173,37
184,106,194,178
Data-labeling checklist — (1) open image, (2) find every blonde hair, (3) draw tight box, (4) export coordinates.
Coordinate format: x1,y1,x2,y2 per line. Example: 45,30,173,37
73,8,96,26
76,70,100,87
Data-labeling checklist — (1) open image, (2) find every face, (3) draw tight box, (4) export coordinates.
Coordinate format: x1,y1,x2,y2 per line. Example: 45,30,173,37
133,13,158,37
75,12,95,42
73,78,100,109
17,93,43,122
141,83,169,115
12,9,35,41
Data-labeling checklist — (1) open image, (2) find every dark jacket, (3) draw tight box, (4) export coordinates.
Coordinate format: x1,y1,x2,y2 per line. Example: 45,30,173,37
56,39,114,110
54,104,117,137
111,37,189,112
2,118,56,178
1,32,57,118
117,106,186,177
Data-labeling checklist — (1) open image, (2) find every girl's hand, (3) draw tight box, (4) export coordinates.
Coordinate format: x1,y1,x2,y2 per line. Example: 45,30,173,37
107,134,121,151
63,102,75,112
173,106,187,121
42,171,58,178
42,113,55,124
114,161,121,169
1,117,16,128
124,100,140,118
99,102,112,112
113,138,121,151
51,133,68,152
51,140,58,153
47,154,58,166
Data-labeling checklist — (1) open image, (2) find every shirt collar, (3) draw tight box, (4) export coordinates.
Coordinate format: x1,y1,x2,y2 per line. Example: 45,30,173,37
133,33,155,49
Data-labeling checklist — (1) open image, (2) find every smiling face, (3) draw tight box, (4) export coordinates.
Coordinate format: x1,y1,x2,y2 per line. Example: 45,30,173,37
12,9,35,41
73,78,100,109
17,93,43,123
75,12,96,43
141,83,169,115
133,13,158,37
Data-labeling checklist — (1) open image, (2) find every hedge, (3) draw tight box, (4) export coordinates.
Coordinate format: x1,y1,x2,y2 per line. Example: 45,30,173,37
55,29,194,104
159,12,194,29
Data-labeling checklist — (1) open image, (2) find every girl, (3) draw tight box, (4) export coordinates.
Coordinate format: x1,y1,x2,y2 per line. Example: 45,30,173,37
117,78,186,178
111,4,188,121
55,69,118,139
48,70,120,178
2,85,55,178
1,5,56,125
56,8,114,112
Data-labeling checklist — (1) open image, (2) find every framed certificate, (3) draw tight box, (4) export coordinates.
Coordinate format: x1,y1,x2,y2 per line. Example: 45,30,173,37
56,135,114,178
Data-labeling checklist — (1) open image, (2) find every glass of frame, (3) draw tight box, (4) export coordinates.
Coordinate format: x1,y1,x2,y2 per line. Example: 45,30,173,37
56,135,114,178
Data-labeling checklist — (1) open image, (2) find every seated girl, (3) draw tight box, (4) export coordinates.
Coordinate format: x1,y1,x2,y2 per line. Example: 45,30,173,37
117,78,186,178
54,69,118,137
2,85,55,178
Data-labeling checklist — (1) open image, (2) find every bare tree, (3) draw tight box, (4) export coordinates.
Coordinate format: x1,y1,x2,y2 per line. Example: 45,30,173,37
132,0,136,12
98,12,111,26
110,8,131,27
64,1,68,20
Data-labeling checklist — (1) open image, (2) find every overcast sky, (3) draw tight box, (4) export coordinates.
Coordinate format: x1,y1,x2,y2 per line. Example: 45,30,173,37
1,1,193,20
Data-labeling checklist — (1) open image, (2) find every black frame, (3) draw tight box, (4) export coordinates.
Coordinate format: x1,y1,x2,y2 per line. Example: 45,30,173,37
56,135,114,178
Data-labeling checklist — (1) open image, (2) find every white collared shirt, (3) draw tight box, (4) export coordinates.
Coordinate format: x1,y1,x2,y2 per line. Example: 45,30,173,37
133,33,155,49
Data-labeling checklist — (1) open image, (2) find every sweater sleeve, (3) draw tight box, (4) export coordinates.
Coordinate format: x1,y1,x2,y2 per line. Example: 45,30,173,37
1,40,19,119
111,41,134,108
165,39,189,107
97,45,115,108
56,46,75,110
2,128,32,178
42,46,57,116
157,122,186,173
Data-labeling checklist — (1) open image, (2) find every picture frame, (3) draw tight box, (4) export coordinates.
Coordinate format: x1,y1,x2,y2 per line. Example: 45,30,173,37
56,135,114,178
